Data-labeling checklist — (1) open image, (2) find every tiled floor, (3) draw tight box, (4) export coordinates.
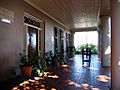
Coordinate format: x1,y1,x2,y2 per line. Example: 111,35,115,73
43,55,110,90
10,55,110,90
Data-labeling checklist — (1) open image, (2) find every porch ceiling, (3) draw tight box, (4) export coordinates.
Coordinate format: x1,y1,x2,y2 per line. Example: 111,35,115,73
24,0,110,31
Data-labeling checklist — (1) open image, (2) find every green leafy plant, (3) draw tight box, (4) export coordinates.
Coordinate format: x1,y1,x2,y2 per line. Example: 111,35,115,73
66,46,76,58
31,50,40,67
75,44,98,54
19,50,34,66
32,51,48,76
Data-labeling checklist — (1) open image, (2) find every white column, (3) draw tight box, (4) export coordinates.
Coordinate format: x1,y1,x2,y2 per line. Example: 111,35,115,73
101,16,111,67
98,30,102,60
111,0,120,89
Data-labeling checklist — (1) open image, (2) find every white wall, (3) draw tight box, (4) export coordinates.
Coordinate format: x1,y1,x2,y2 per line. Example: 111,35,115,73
45,20,54,53
0,0,24,81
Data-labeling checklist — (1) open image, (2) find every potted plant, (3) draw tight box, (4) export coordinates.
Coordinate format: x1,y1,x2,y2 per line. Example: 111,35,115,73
66,46,76,58
32,51,48,77
19,50,34,78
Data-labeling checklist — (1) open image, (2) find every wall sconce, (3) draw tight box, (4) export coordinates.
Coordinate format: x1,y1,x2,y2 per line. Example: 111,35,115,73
0,7,14,24
118,0,120,3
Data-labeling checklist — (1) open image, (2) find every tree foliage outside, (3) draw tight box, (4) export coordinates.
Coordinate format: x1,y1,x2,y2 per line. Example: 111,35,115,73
75,44,98,54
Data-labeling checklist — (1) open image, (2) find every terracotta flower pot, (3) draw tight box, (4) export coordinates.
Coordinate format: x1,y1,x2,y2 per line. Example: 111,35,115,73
20,65,32,78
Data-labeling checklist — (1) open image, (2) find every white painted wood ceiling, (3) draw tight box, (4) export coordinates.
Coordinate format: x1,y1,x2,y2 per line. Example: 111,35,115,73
24,0,110,30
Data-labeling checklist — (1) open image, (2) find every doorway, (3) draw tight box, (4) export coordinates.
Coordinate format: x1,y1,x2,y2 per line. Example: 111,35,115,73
27,26,38,58
74,31,98,55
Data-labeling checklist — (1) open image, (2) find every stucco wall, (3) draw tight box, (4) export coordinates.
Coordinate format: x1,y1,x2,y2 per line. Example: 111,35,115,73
0,1,70,81
24,2,68,54
0,0,24,81
45,23,71,53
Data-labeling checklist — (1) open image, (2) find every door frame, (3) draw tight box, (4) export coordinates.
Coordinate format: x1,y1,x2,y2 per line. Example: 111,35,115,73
24,12,42,55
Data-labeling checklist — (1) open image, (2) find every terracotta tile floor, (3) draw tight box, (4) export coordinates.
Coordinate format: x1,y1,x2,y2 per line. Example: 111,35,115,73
10,55,110,90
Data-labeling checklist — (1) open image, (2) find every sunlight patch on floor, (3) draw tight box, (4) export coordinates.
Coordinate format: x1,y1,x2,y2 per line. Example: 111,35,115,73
96,75,111,82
